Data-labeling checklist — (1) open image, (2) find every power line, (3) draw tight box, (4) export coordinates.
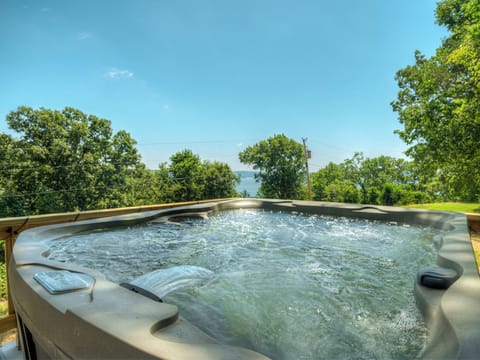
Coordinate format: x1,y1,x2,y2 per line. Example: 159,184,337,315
0,157,320,201
0,160,139,174
137,138,261,146
0,138,263,152
0,153,311,175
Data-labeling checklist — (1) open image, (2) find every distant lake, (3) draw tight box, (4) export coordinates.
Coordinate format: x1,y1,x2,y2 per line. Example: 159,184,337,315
235,171,260,197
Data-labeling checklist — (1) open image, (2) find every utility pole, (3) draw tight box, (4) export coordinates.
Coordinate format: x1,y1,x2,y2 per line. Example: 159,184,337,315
302,137,312,201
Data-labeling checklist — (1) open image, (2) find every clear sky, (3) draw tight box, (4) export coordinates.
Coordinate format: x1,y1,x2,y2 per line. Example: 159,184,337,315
0,0,447,171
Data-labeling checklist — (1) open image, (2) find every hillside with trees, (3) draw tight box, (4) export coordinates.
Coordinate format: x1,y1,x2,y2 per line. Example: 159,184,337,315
0,107,239,217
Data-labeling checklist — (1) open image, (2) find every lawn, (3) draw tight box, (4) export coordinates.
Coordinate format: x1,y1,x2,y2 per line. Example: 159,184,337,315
405,202,480,213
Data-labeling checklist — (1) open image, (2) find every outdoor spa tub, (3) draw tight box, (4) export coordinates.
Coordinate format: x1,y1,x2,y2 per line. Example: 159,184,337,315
9,199,480,359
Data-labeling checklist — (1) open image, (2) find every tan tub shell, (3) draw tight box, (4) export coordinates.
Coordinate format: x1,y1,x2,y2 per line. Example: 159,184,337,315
9,199,480,359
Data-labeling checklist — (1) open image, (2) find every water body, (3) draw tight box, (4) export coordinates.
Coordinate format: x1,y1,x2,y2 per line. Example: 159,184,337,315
235,171,260,197
46,210,438,359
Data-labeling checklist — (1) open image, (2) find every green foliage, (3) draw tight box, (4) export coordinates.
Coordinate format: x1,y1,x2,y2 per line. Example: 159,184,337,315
122,165,160,207
0,106,143,215
154,163,176,203
238,134,305,199
311,162,345,201
0,107,240,216
405,202,480,213
392,0,480,201
323,181,361,203
0,258,7,300
311,153,432,206
0,243,6,315
381,183,400,206
203,161,239,199
169,150,205,201
156,149,239,203
0,301,7,317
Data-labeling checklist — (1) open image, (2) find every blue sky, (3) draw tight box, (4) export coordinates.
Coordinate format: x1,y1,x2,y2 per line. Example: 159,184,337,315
0,0,446,171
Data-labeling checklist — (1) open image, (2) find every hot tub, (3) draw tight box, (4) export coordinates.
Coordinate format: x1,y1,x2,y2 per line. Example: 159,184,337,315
9,199,480,359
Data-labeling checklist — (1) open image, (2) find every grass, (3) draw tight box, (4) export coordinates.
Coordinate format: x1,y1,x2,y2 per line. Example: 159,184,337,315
0,301,7,318
404,202,480,213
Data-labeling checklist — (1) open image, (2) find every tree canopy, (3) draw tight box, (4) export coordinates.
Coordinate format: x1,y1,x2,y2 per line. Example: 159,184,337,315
392,0,480,201
0,107,239,216
162,149,239,202
0,106,142,215
238,134,305,199
311,153,430,206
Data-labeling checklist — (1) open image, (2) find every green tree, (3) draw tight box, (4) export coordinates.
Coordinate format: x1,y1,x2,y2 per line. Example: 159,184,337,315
161,149,239,202
0,107,240,216
238,134,305,199
203,161,239,199
391,0,480,201
358,155,412,202
169,149,205,201
311,153,429,206
0,133,26,216
1,106,143,215
323,180,361,203
154,163,176,203
124,164,162,206
311,162,347,201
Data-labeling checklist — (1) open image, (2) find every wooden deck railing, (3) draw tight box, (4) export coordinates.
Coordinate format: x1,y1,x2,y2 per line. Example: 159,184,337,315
0,199,224,333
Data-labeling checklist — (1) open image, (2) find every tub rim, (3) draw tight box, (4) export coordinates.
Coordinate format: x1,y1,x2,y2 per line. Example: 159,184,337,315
9,199,479,359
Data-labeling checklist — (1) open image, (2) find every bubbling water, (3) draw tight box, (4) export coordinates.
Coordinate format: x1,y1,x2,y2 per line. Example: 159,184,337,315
129,265,214,299
46,209,438,359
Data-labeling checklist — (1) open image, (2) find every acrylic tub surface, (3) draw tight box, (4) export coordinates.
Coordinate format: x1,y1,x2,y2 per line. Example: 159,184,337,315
9,199,480,359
